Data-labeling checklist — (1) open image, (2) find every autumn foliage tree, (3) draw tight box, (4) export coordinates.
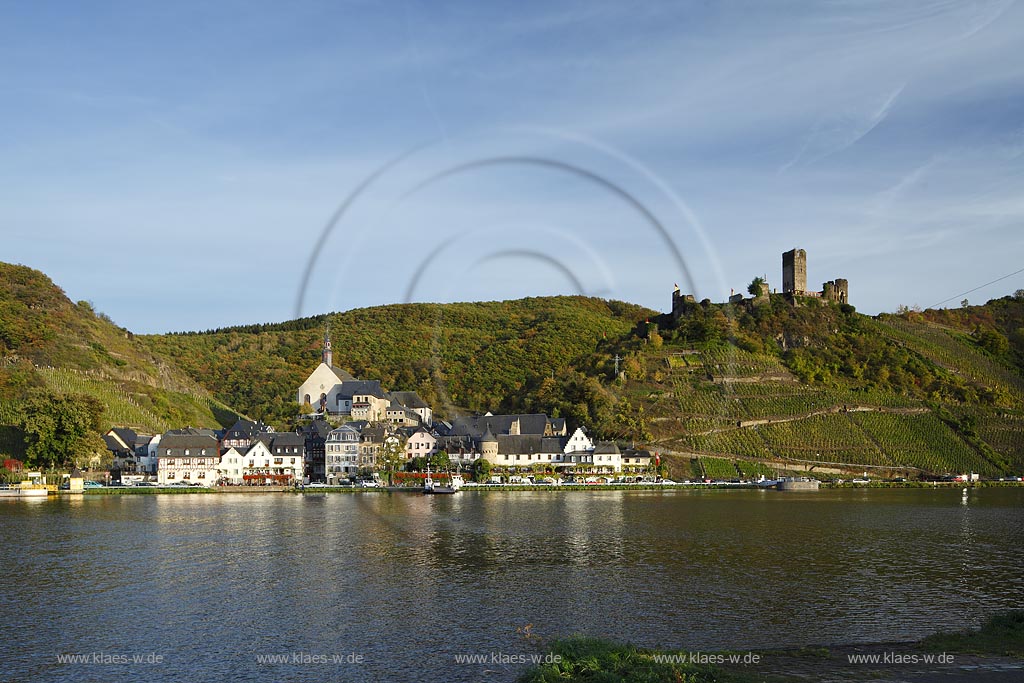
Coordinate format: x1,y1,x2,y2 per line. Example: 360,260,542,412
18,391,106,469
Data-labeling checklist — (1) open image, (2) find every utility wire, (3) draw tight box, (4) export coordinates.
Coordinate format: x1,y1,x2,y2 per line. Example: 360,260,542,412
928,266,1024,309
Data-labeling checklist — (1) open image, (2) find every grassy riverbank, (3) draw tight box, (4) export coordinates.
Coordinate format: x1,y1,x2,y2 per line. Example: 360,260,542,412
73,481,1024,496
519,610,1024,682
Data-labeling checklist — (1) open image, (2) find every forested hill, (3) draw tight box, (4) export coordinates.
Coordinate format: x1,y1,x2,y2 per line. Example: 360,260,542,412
6,257,1024,479
140,297,657,426
0,262,234,456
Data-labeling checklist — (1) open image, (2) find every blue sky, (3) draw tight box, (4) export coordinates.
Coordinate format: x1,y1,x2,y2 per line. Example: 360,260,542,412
2,1,1023,333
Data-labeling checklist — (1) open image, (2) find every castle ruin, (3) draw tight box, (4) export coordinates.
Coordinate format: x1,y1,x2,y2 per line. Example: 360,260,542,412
782,248,847,303
671,248,848,318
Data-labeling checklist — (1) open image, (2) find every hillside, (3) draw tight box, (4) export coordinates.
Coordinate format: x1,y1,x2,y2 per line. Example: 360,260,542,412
616,292,1024,478
0,263,236,459
142,285,1024,478
141,297,656,427
8,254,1014,479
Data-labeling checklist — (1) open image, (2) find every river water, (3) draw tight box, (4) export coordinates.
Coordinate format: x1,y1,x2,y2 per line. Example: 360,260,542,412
1,487,1022,682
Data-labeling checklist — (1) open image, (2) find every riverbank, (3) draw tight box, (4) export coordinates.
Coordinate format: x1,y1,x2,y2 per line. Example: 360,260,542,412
66,480,1024,495
519,611,1024,682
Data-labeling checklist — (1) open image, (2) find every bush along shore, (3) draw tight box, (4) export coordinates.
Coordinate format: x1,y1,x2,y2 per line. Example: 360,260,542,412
518,610,1024,683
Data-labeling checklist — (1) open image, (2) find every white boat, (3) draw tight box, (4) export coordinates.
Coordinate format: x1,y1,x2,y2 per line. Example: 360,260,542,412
0,472,49,498
423,467,464,495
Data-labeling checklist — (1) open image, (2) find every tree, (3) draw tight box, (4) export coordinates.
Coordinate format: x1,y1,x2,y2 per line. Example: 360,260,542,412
747,276,767,297
976,329,1010,356
961,299,970,308
18,391,105,469
378,437,405,485
473,458,492,483
429,450,450,470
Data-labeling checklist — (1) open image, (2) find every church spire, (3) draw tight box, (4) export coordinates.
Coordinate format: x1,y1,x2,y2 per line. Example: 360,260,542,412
322,322,333,367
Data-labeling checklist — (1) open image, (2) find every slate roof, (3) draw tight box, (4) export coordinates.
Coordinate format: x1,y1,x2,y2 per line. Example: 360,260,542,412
338,380,384,400
158,434,219,455
103,435,131,454
360,426,388,442
165,427,219,438
450,414,554,438
110,427,138,448
330,365,356,382
496,435,567,455
225,419,272,441
271,433,306,448
386,391,429,409
300,420,332,440
593,441,620,455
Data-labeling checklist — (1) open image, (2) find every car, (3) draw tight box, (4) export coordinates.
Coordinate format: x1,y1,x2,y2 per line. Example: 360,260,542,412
306,482,331,488
83,480,104,488
135,482,159,487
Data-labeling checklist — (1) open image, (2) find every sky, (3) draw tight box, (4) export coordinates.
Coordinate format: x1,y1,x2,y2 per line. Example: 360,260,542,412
2,1,1023,334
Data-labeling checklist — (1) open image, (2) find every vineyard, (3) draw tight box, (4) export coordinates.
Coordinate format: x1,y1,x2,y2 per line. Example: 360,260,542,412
873,317,1024,400
847,411,995,475
760,413,888,465
34,367,228,433
968,409,1024,471
698,456,741,480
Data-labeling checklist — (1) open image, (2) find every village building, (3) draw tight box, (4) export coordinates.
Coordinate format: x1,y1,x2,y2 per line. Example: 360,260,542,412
221,418,274,450
325,424,361,482
217,447,245,485
296,328,356,413
156,433,220,486
240,436,303,485
621,449,654,473
300,419,331,483
405,428,438,460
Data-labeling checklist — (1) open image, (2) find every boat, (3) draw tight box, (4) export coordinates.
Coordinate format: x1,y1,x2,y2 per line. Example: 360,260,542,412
775,476,820,491
0,472,50,498
423,467,464,495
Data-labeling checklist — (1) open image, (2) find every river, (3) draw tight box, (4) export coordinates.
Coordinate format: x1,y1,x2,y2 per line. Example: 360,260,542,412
1,487,1021,682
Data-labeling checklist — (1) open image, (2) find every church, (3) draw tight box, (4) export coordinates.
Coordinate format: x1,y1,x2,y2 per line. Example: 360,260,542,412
295,329,432,426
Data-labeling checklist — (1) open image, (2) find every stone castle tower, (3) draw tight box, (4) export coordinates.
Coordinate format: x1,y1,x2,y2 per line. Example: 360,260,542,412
782,248,849,303
782,248,807,295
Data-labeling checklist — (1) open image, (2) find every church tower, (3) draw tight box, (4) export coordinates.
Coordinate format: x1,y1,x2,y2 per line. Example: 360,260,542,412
322,325,333,367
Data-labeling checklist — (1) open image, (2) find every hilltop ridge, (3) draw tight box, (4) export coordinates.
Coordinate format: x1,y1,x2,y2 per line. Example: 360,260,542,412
0,262,236,458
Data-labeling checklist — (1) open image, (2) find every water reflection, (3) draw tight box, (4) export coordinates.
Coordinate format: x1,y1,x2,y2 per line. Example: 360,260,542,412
1,488,1022,683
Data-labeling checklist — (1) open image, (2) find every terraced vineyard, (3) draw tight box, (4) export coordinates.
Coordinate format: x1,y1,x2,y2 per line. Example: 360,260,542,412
760,413,888,465
674,427,771,460
847,411,995,475
36,367,228,433
698,456,741,480
968,409,1024,471
735,459,778,479
873,317,1024,399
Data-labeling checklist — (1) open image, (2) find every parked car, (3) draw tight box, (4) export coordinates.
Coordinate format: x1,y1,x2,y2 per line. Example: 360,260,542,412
83,480,104,488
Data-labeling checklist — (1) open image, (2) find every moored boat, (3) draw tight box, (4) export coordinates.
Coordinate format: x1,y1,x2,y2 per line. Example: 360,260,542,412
0,472,50,498
423,468,464,495
775,477,820,491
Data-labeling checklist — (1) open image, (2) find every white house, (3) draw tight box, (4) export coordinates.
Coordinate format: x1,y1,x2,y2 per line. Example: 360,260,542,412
405,428,438,460
325,424,361,482
242,439,303,485
218,447,245,485
157,434,220,486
